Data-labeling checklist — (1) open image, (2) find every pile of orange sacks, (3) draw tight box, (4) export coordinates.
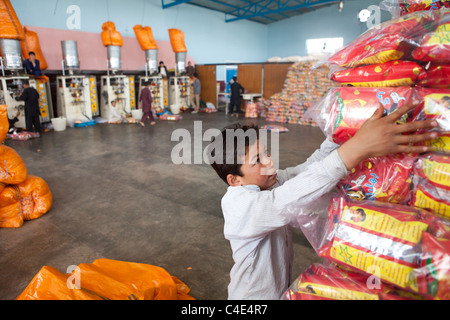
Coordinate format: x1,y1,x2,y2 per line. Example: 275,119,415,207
0,105,52,228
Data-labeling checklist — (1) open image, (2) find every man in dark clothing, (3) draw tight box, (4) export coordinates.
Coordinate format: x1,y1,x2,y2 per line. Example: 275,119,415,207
139,81,155,127
229,76,245,117
15,80,41,134
24,52,42,76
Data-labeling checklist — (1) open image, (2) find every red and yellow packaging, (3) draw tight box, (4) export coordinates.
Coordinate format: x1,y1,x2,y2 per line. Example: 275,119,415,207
412,11,450,63
325,87,416,144
398,0,450,16
414,88,450,133
319,197,434,293
414,232,450,299
417,64,450,89
414,153,450,191
330,61,426,87
339,154,416,203
411,179,450,219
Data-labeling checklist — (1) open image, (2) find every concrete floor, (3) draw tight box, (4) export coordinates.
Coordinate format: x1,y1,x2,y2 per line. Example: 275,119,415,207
0,111,327,300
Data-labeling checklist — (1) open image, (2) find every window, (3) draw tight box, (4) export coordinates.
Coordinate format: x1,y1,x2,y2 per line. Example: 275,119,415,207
306,37,344,56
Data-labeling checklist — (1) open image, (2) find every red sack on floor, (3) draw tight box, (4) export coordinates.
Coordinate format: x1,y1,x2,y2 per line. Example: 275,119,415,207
417,64,450,89
17,175,52,221
315,87,416,144
414,232,450,299
0,145,28,185
330,61,426,87
0,185,22,228
318,197,433,293
338,153,416,204
412,11,450,63
0,105,8,143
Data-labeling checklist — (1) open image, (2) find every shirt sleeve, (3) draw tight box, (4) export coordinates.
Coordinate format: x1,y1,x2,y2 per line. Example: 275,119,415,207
223,149,348,240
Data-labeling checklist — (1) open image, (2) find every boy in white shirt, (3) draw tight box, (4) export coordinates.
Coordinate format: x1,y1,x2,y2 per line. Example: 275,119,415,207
206,102,438,300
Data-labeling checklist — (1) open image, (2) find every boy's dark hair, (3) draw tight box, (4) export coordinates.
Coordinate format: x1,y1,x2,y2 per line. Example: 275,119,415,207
207,123,259,185
28,51,36,56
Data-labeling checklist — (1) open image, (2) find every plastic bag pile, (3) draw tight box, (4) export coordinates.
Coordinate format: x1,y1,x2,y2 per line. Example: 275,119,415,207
0,105,52,228
16,258,195,300
286,2,450,300
262,61,335,126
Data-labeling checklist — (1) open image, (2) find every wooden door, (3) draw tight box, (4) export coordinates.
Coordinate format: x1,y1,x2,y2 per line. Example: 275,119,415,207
196,65,216,106
263,63,292,99
237,64,262,94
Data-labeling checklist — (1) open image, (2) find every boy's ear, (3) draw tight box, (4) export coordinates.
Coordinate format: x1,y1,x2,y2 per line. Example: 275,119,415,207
227,174,243,187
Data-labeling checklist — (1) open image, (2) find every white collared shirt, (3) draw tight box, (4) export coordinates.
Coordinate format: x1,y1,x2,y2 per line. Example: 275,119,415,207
221,139,348,299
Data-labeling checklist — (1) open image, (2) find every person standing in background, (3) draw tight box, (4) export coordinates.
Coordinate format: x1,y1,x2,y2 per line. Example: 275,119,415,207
158,61,169,79
190,73,201,114
185,61,195,78
15,80,41,134
24,52,42,76
229,76,245,117
139,81,156,127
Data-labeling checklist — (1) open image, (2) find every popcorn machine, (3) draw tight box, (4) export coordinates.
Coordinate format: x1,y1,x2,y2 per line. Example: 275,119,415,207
0,38,53,128
133,25,166,113
100,21,136,122
56,40,99,125
167,29,190,114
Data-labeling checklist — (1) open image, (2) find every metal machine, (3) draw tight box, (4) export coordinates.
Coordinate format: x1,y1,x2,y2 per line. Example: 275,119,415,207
168,51,190,114
56,40,99,125
0,38,53,128
100,45,136,122
137,47,166,113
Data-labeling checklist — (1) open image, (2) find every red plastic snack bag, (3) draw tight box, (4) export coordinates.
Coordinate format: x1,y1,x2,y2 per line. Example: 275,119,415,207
411,178,450,219
317,87,416,144
412,11,450,63
400,0,450,15
327,12,433,67
330,61,426,87
318,197,432,293
417,64,450,89
414,88,450,132
286,263,384,300
339,154,416,204
414,232,450,299
413,153,450,191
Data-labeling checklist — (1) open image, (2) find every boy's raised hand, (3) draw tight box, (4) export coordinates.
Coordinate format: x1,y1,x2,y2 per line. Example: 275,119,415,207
338,101,439,170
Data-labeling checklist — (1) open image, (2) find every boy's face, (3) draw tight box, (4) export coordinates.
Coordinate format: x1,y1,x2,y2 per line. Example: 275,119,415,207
230,140,277,190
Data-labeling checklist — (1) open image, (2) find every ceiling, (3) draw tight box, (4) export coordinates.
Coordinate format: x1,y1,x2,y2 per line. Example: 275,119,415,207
161,0,345,25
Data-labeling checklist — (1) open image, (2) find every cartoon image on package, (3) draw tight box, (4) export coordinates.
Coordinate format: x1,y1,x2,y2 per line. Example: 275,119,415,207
320,87,415,144
339,154,416,204
414,88,450,132
330,61,426,87
411,178,450,219
318,197,435,293
412,11,450,63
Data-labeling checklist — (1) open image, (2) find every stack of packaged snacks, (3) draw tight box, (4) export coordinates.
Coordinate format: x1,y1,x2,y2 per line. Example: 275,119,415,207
261,61,335,126
287,3,449,300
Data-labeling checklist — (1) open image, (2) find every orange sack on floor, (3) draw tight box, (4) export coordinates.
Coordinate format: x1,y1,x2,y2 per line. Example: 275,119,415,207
168,28,187,52
0,0,24,40
20,26,48,70
0,104,9,143
0,185,22,228
101,21,123,47
0,145,27,185
17,259,195,300
133,25,158,50
18,175,52,221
